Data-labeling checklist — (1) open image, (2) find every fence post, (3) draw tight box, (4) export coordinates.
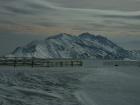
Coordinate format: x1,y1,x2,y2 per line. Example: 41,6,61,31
31,57,34,68
80,61,83,66
3,57,6,65
14,57,17,67
23,57,25,66
71,61,73,67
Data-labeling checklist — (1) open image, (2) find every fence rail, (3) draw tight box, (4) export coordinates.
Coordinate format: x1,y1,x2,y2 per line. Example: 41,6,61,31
0,57,83,67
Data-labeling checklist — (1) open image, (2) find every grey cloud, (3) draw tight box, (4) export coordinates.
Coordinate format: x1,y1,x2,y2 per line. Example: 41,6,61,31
36,21,60,27
0,20,16,25
0,0,140,53
0,0,140,34
0,0,18,3
3,6,37,15
47,0,140,11
72,23,107,32
1,0,140,29
101,14,140,19
27,3,51,10
1,0,55,16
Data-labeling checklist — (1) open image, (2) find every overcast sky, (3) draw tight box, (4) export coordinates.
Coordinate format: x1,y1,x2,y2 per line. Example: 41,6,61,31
0,0,140,55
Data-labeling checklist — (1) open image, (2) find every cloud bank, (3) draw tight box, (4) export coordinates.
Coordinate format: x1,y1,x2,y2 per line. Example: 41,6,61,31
0,0,140,52
0,0,140,35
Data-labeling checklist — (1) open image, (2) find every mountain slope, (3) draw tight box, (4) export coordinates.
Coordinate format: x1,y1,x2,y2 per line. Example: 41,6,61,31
8,33,130,59
129,50,140,60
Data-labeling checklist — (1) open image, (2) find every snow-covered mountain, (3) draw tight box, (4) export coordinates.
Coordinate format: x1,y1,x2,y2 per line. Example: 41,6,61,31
8,33,131,59
129,50,140,60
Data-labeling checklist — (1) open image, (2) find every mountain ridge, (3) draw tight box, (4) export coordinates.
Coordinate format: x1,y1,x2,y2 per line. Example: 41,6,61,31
7,33,139,60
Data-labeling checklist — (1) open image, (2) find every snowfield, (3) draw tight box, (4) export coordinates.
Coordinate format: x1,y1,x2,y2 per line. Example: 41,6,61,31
0,67,88,105
76,66,140,105
0,65,140,105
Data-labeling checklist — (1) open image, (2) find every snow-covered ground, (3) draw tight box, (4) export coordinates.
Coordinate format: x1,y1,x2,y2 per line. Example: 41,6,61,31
76,66,140,105
0,65,140,105
0,67,89,105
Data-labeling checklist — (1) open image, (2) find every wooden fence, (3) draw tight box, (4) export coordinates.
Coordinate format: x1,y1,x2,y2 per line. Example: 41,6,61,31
0,57,83,67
